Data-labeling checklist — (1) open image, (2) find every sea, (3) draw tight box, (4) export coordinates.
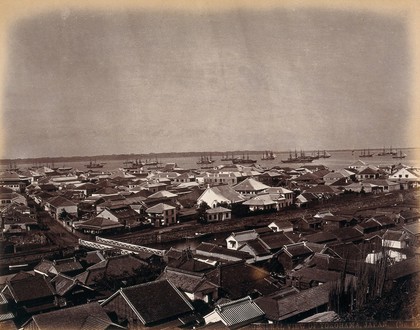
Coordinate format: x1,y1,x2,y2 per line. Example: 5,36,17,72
4,148,420,172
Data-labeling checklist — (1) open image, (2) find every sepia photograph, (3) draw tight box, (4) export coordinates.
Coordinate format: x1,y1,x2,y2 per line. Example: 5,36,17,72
0,0,419,329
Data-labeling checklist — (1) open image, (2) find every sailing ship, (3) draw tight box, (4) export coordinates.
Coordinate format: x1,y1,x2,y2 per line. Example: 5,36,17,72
221,153,236,161
197,155,215,165
359,149,374,157
232,154,257,164
281,150,314,163
261,150,276,160
144,158,161,166
124,159,145,169
392,150,407,159
319,150,331,159
377,146,397,156
85,160,104,168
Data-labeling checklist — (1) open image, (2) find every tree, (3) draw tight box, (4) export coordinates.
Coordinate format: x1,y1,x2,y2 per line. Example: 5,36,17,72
197,202,210,223
59,208,69,220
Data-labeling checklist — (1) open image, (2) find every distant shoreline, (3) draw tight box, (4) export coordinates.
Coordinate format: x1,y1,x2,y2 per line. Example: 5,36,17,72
1,147,419,164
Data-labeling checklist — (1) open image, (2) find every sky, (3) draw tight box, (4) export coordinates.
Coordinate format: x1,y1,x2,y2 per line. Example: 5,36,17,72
1,2,417,158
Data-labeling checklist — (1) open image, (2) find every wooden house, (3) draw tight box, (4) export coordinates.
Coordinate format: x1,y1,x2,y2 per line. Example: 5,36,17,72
101,279,195,328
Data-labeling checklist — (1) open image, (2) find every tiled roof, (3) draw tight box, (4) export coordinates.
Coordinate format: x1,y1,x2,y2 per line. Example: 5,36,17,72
195,242,252,261
403,222,420,235
81,251,106,265
241,239,271,256
76,217,124,230
160,268,212,293
146,202,175,213
386,257,420,280
266,187,293,194
77,255,146,286
290,267,342,283
104,255,147,278
34,259,54,275
331,227,364,242
233,178,270,192
169,256,216,273
301,231,338,244
51,258,83,274
95,187,120,195
47,195,76,207
243,194,276,206
357,166,379,175
148,190,178,199
213,185,246,203
304,185,338,194
259,232,294,250
349,160,367,167
382,229,408,242
294,172,322,182
103,279,194,325
207,262,280,299
282,242,314,258
255,283,332,321
228,230,259,242
6,273,55,302
206,206,231,214
30,302,116,329
213,296,265,327
50,274,90,296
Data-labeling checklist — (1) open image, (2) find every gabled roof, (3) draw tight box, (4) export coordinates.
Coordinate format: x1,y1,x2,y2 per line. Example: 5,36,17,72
349,160,367,167
210,296,265,327
160,267,218,294
148,190,178,199
77,255,146,286
146,202,176,213
255,282,333,321
47,195,76,207
34,259,54,276
266,186,293,194
357,166,379,175
95,187,120,195
268,220,294,231
382,229,409,242
76,217,124,230
6,273,55,302
304,185,339,194
29,302,118,330
294,172,323,182
403,222,420,236
50,273,93,296
386,257,420,280
240,239,271,256
243,194,276,206
206,206,231,214
49,257,83,275
312,169,331,178
227,230,259,242
101,279,194,325
301,231,338,244
233,178,270,192
331,227,364,243
259,232,294,250
102,205,140,220
290,267,342,283
206,262,280,299
198,185,246,205
195,243,252,261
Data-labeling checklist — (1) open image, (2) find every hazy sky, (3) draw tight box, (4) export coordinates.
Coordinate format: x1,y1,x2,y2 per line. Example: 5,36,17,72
2,6,412,158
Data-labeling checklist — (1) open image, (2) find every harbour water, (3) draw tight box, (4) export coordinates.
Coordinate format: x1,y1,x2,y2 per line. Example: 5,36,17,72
4,148,420,172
